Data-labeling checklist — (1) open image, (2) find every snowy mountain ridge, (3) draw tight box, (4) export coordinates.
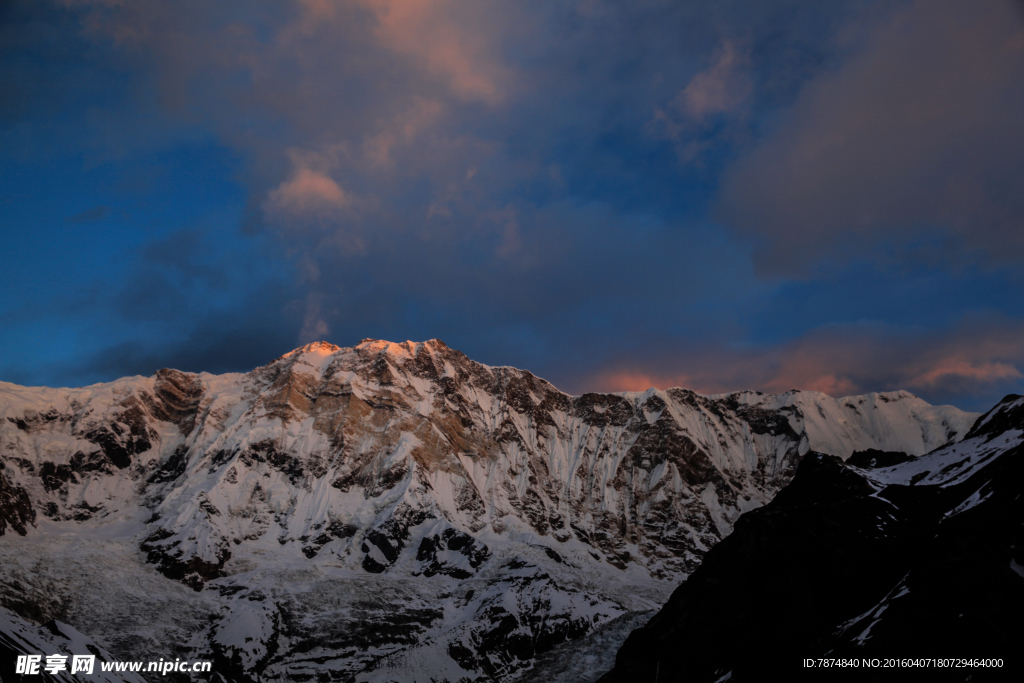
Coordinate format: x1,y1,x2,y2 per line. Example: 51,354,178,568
0,339,978,681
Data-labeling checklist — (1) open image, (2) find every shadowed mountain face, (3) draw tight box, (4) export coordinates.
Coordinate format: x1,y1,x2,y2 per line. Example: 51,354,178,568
0,340,978,682
601,395,1024,683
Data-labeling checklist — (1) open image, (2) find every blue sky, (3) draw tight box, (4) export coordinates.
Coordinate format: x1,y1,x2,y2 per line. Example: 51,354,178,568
2,0,1023,411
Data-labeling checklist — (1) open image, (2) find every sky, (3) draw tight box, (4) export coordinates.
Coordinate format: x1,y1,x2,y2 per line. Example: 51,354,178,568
1,0,1023,412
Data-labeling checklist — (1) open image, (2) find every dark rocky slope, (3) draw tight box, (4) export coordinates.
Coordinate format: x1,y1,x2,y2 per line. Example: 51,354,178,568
601,395,1024,683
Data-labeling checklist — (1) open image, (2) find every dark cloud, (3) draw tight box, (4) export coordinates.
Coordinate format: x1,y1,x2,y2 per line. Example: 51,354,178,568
60,282,304,385
113,229,235,321
718,0,1024,276
66,206,109,223
0,1,91,123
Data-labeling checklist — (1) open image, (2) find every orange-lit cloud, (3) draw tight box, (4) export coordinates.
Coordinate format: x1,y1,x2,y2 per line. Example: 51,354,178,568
586,322,1024,405
262,150,368,253
268,167,348,213
909,358,1023,388
595,371,679,393
593,363,859,398
358,0,513,104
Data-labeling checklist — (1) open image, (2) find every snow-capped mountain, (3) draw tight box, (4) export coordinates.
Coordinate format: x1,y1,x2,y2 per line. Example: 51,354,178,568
601,394,1024,683
0,339,978,682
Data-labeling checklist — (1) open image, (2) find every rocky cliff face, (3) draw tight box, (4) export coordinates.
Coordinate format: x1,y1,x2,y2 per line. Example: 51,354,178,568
0,340,977,682
600,395,1024,683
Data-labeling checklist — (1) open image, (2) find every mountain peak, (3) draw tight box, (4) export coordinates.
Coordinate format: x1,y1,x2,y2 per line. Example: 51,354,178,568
355,338,449,357
284,341,341,357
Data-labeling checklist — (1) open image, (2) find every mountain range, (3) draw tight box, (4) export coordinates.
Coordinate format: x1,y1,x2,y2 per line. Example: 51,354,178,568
0,339,982,682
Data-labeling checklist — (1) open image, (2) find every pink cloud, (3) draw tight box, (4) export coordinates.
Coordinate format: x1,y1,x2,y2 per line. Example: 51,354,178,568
595,371,690,394
262,154,369,253
267,168,348,214
584,321,1024,406
358,0,513,104
679,41,751,120
909,358,1023,388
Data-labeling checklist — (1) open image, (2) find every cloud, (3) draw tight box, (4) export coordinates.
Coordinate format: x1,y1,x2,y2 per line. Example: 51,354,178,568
71,286,304,382
585,318,1024,411
678,41,751,120
6,0,1024,419
357,0,515,104
299,291,331,343
66,206,109,223
261,146,373,253
362,97,443,168
43,0,867,263
909,359,1022,388
267,167,348,214
652,40,754,163
718,0,1024,275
